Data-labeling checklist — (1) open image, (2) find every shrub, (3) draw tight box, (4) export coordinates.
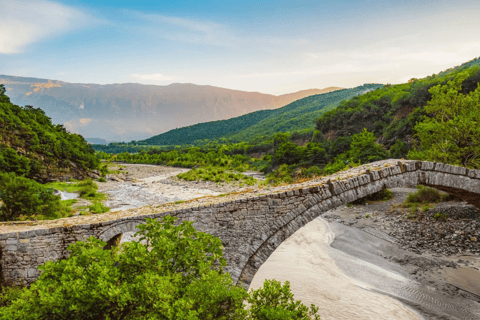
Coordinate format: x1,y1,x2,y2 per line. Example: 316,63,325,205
88,201,110,214
0,172,68,221
0,216,321,319
247,279,321,320
433,212,448,221
405,185,449,205
266,164,293,185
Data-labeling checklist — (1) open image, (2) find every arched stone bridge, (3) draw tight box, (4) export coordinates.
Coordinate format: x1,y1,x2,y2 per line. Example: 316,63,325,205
1,160,479,287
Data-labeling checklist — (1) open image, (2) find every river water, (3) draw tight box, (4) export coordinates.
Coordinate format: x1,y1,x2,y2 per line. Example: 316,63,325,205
250,218,480,320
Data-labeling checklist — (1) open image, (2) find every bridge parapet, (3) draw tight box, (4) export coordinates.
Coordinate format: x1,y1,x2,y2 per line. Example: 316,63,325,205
1,160,479,286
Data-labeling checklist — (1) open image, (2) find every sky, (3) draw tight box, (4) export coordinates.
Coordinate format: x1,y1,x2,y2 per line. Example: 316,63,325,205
1,0,480,95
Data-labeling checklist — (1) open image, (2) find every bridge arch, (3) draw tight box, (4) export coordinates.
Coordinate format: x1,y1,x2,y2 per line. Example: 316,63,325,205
234,161,480,288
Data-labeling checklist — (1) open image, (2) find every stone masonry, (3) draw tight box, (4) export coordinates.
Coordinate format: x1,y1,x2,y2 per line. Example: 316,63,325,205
1,160,479,288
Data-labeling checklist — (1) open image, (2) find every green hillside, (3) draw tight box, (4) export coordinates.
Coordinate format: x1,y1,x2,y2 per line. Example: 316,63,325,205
139,109,273,146
316,57,480,150
225,84,382,144
0,85,99,182
136,84,380,147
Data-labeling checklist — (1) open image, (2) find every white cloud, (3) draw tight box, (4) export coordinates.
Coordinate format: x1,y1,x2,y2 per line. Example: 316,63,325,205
64,118,92,133
139,13,234,47
0,0,96,54
131,73,173,82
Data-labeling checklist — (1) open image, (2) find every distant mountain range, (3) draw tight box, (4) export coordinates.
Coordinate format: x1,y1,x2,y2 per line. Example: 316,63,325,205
0,75,341,142
138,84,382,146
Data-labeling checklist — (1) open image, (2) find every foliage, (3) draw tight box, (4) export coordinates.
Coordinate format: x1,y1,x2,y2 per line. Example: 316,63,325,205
348,128,387,164
0,172,72,221
0,145,31,176
0,88,99,181
46,179,105,201
433,212,449,221
389,139,409,159
404,185,450,207
177,166,256,185
88,200,110,214
408,69,480,168
0,216,321,320
93,84,382,152
266,164,294,185
247,280,321,320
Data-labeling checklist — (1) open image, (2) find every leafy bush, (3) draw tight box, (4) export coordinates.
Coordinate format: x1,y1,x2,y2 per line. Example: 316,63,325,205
405,185,450,205
0,172,71,221
247,279,320,320
348,128,387,164
0,216,321,320
266,164,293,185
88,201,110,214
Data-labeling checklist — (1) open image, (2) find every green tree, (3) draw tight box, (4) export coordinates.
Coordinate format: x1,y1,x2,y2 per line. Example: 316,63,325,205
0,172,68,221
0,216,322,320
348,128,387,164
408,70,480,168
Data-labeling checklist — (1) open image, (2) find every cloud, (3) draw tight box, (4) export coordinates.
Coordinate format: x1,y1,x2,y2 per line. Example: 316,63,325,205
79,118,92,125
131,73,173,82
138,13,234,47
0,0,97,54
64,118,93,133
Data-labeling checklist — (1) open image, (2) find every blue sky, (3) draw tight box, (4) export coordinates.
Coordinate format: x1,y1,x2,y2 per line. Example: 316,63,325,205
1,0,480,94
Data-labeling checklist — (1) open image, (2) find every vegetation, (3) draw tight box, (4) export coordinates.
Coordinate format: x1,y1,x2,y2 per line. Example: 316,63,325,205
93,84,381,153
0,216,321,320
46,179,105,201
0,84,99,182
0,172,73,221
405,185,450,206
408,69,480,168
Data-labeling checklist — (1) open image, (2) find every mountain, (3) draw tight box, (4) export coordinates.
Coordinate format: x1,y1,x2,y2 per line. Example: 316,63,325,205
138,84,381,146
0,75,341,142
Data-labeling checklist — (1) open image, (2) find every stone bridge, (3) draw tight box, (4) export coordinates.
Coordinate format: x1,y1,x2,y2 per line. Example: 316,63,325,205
1,160,479,287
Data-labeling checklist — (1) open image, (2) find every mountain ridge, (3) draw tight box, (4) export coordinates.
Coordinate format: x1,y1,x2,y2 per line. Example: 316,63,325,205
0,75,341,142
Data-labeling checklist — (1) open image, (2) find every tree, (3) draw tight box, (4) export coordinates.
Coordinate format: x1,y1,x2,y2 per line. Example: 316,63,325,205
0,216,322,320
0,172,68,221
408,70,480,168
348,128,387,164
